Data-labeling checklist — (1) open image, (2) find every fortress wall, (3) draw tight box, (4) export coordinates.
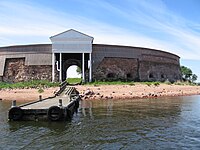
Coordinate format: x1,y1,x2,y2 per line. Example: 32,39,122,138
0,44,56,82
2,58,52,83
92,44,181,82
0,44,51,54
139,61,181,82
92,44,142,70
0,44,181,82
93,57,139,81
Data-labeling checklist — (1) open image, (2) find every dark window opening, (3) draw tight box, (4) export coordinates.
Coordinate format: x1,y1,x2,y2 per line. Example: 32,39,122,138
149,73,153,78
107,73,115,78
127,73,132,78
161,74,164,78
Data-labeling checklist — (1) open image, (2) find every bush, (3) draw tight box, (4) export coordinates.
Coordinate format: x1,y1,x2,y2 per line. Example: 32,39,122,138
38,88,44,93
144,82,152,86
153,82,160,86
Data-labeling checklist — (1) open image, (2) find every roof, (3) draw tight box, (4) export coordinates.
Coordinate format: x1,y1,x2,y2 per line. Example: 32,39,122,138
50,29,94,41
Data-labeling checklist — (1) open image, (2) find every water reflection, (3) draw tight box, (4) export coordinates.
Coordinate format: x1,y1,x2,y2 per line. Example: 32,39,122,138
1,96,200,149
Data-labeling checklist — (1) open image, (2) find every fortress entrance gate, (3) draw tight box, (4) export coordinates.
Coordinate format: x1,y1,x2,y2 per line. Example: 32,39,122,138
50,29,93,82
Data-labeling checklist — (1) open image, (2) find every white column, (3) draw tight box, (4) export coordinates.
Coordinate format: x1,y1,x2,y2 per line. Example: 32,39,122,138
89,52,92,82
82,53,85,83
59,53,62,82
52,53,55,82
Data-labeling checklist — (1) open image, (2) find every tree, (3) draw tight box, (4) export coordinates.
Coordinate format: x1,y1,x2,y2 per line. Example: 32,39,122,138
192,74,198,83
181,66,198,83
181,66,192,81
76,66,82,75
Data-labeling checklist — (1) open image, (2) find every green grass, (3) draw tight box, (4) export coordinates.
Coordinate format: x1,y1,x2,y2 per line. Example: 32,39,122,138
86,81,135,86
66,78,82,84
140,81,160,86
0,79,198,90
38,88,44,93
0,80,59,89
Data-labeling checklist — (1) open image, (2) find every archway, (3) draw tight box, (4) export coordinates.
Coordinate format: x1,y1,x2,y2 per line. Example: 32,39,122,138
66,65,82,84
62,59,82,83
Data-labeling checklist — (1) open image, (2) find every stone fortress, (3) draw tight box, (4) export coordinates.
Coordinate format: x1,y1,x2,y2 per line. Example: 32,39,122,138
0,29,181,83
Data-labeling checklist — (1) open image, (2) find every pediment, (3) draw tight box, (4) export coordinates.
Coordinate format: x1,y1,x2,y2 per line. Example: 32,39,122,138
50,29,93,42
50,29,93,53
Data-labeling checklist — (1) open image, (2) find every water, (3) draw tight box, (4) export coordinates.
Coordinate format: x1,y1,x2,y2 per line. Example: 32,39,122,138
1,96,200,149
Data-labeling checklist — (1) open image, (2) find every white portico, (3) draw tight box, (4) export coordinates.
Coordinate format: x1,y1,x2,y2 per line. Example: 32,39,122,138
50,29,94,82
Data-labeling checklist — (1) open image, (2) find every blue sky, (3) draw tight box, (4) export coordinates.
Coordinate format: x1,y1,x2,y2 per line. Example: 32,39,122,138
0,0,200,81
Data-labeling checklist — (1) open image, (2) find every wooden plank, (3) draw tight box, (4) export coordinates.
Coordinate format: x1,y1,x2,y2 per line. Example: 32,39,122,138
21,87,73,109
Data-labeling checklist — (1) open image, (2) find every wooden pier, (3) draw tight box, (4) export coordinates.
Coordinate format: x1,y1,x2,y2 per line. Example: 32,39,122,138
8,82,80,121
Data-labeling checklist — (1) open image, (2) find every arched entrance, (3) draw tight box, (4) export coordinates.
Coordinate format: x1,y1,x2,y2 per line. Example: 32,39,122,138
62,59,81,81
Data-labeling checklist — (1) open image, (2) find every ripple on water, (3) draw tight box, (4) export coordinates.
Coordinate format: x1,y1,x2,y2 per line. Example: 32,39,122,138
1,96,200,149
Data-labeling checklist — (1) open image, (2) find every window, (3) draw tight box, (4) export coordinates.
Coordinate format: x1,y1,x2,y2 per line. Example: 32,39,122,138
127,73,132,78
107,73,115,78
149,73,153,78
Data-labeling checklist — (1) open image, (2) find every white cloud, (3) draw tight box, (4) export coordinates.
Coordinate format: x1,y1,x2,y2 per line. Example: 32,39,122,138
0,0,200,61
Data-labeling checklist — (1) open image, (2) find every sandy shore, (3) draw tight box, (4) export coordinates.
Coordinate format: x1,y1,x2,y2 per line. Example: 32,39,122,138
0,87,59,102
76,84,200,100
0,84,200,102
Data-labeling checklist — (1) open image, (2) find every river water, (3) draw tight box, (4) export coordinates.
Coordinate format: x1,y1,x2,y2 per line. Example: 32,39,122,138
1,96,200,149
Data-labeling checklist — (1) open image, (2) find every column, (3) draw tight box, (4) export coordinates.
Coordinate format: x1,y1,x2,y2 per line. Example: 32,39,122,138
89,52,92,82
59,53,62,82
82,53,85,83
52,53,55,82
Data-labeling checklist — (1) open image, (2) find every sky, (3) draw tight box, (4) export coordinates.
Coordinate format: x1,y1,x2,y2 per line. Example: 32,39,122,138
0,0,200,81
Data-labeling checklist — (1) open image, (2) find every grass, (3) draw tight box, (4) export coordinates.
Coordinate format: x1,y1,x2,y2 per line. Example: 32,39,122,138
0,79,198,90
38,88,44,93
66,78,82,84
0,80,59,89
86,80,135,86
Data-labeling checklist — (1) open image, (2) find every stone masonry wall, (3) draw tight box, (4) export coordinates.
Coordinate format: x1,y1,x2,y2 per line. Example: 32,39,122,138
93,57,139,81
2,58,56,83
139,61,182,82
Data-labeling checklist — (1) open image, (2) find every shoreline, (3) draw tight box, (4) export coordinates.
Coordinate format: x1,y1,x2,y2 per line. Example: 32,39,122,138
0,84,200,102
76,84,200,100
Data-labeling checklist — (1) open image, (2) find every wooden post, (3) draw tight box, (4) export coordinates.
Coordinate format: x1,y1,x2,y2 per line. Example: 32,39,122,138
59,99,62,107
11,100,16,108
39,95,42,101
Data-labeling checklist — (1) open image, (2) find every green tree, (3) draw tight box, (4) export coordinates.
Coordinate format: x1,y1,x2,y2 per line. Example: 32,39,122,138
192,74,198,83
76,66,81,75
181,66,198,82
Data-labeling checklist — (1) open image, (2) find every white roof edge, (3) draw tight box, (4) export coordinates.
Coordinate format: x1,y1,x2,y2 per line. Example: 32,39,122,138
49,29,94,40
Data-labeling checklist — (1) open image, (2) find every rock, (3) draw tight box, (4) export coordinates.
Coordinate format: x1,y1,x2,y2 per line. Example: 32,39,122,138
84,90,94,95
